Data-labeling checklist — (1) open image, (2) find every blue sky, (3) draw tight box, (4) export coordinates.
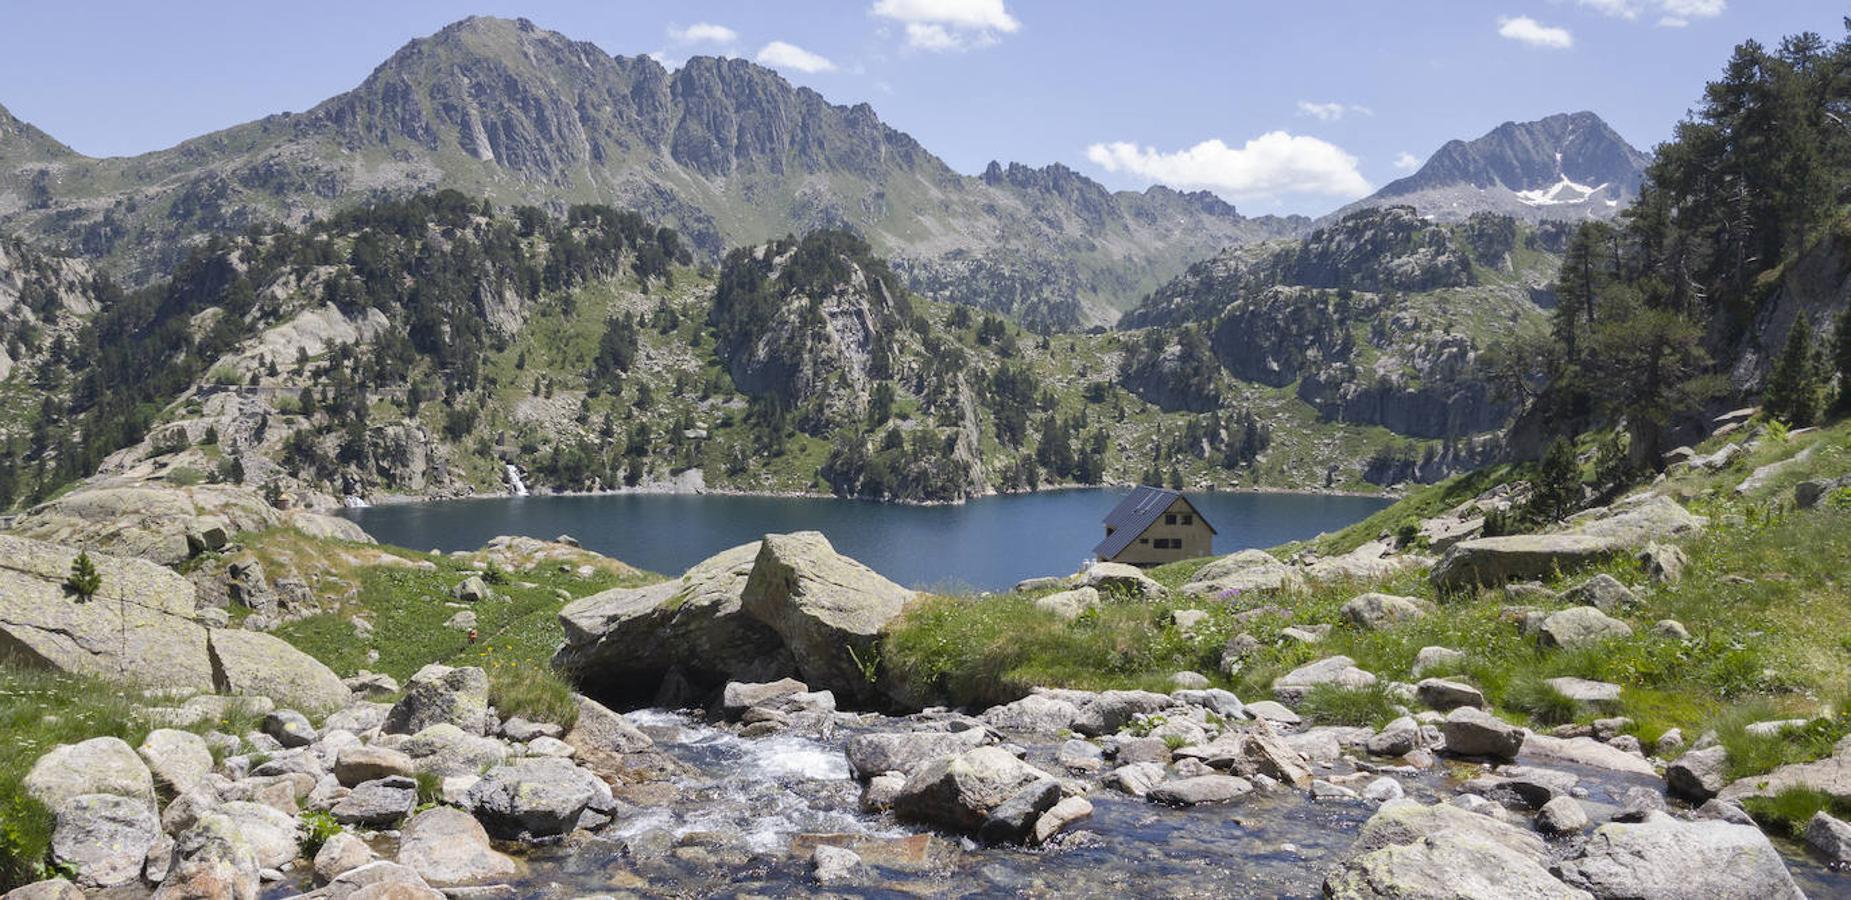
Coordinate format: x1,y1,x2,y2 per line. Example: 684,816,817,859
0,1,1841,215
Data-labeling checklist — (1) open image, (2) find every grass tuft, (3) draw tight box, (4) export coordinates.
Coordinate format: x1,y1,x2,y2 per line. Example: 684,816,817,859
1296,683,1402,728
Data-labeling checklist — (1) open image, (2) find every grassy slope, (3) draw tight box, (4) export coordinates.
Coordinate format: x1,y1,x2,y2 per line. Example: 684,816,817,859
883,415,1851,827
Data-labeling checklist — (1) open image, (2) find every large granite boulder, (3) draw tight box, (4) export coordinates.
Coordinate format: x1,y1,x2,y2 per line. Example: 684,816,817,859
396,806,519,886
976,693,1083,734
1536,607,1633,650
553,542,794,696
1554,812,1804,899
1271,656,1376,705
739,532,914,704
1340,593,1433,630
209,628,352,713
845,729,991,779
138,729,215,796
1325,828,1588,899
153,812,261,900
399,723,509,778
1180,549,1303,597
51,794,161,890
1079,562,1166,600
466,757,612,841
891,746,1060,841
1439,707,1525,759
1431,535,1619,591
23,737,155,811
384,664,490,736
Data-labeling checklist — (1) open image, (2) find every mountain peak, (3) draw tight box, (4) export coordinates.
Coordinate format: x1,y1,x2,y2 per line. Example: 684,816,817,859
1342,111,1649,223
0,100,77,164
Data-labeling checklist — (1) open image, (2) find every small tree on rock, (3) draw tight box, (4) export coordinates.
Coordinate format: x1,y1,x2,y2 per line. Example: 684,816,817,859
65,551,101,602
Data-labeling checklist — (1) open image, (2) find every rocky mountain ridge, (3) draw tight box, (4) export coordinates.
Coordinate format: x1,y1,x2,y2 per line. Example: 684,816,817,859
1338,112,1650,223
0,16,1301,328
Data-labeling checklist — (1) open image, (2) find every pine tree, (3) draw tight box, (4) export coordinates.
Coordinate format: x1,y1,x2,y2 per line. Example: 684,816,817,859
1528,438,1582,523
1763,317,1820,426
65,551,102,602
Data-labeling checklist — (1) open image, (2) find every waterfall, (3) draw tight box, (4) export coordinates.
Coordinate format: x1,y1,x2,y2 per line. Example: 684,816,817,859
342,495,370,509
505,463,529,497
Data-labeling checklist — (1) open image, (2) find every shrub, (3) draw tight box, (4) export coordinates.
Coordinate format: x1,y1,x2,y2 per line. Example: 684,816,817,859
63,552,101,602
167,466,206,487
298,810,341,857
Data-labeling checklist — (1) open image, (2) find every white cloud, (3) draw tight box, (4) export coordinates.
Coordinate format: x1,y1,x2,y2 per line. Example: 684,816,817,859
1657,0,1725,26
1296,100,1373,122
1577,0,1641,19
1084,132,1371,201
1393,151,1422,171
755,41,837,73
871,0,1020,51
1577,0,1725,27
1498,16,1574,49
669,22,738,44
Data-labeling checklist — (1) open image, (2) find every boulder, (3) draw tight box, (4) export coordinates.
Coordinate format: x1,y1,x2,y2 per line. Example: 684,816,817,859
313,831,378,884
214,801,300,869
1537,795,1590,835
811,845,863,886
319,861,442,900
1562,574,1636,613
23,737,155,811
739,532,915,702
1341,593,1433,630
208,628,353,714
1666,746,1730,802
343,672,400,699
1412,646,1466,676
1544,677,1623,707
335,745,417,787
331,776,417,826
396,806,519,886
560,694,652,782
1555,812,1804,899
719,678,809,718
1304,540,1430,583
977,693,1082,734
891,746,1059,838
1431,534,1619,590
976,778,1063,844
1805,811,1851,867
154,812,260,900
451,576,491,603
1638,542,1688,584
1353,799,1547,861
137,729,214,796
1180,549,1303,597
1439,707,1525,759
1537,606,1632,649
1033,586,1099,621
1,880,85,900
1106,762,1168,798
1031,796,1093,845
1171,688,1247,720
1078,562,1166,600
1414,678,1485,711
553,541,793,693
1071,689,1177,735
263,709,317,748
1324,828,1589,900
384,664,490,735
845,729,990,779
1239,728,1315,788
1148,774,1253,807
1271,656,1376,704
466,757,611,840
1521,734,1657,776
51,794,161,889
400,723,508,778
1365,717,1426,757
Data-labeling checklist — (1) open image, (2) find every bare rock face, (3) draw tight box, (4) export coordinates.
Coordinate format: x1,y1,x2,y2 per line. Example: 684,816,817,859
209,629,353,714
9,483,283,566
740,532,914,705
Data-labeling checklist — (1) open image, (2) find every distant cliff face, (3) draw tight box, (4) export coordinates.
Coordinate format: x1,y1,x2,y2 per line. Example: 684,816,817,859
0,16,1299,326
1338,112,1650,223
1120,207,1559,458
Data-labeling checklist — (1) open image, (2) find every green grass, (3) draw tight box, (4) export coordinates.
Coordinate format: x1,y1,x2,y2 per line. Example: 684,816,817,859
1503,675,1580,726
1741,787,1851,837
260,531,658,727
1712,701,1851,781
1297,683,1402,728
